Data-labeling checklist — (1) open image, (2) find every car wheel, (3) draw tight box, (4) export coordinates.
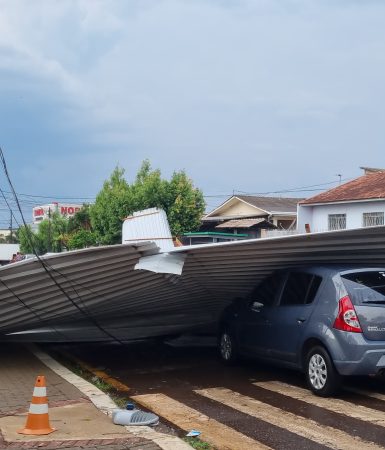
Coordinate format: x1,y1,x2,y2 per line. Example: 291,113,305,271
219,329,238,365
305,346,341,397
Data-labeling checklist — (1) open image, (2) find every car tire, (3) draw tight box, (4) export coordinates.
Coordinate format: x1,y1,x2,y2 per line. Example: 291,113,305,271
219,329,238,365
305,346,341,397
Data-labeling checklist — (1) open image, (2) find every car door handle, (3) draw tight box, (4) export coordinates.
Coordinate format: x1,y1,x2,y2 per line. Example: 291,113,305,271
296,318,306,324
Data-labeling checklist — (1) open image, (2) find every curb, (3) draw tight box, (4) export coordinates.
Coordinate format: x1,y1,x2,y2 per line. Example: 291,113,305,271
29,345,191,450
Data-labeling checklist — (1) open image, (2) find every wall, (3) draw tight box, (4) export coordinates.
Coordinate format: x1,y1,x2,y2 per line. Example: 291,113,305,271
217,200,264,217
297,200,385,232
273,216,296,228
0,243,20,264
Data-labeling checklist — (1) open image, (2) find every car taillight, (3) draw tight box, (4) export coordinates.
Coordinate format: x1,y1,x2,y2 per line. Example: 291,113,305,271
333,295,362,333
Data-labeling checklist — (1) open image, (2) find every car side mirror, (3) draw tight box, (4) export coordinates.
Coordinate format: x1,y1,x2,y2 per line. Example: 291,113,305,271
251,301,264,312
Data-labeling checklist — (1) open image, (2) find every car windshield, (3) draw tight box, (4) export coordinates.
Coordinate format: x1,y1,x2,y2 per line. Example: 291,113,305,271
341,271,385,305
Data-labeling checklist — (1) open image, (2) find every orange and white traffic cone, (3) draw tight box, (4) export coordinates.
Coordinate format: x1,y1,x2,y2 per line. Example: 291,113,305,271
18,375,56,435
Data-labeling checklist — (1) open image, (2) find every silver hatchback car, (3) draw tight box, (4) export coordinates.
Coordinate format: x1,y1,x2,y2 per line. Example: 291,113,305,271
218,266,385,397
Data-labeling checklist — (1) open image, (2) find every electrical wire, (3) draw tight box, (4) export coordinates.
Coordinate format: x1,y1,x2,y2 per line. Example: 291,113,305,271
0,189,95,201
0,176,349,203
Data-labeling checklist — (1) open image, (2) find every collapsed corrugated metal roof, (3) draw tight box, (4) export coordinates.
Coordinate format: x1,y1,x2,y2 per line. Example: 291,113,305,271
1,226,385,342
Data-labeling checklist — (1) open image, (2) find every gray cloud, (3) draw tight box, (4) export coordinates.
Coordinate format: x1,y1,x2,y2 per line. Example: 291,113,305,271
0,0,384,211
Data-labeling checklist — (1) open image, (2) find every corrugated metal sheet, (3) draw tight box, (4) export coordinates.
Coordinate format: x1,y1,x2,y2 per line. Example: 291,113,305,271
122,208,174,252
177,226,385,299
1,226,385,342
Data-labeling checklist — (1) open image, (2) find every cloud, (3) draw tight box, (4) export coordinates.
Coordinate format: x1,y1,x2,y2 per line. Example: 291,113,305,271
0,0,384,209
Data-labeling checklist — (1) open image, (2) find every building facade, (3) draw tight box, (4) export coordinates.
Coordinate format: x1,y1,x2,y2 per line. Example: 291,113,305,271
32,202,83,224
297,169,385,233
202,195,303,239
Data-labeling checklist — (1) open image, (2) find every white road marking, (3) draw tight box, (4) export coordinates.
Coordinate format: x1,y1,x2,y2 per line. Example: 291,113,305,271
254,381,385,426
131,392,271,450
196,387,383,450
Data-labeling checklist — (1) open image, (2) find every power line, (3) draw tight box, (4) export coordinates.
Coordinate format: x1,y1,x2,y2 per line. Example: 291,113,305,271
0,146,125,345
0,176,350,203
0,189,95,201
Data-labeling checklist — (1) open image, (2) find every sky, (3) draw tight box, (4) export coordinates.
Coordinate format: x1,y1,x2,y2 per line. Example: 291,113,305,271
0,0,385,227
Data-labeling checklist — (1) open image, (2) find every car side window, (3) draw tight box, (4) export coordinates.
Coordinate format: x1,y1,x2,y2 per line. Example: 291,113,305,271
279,272,322,306
250,273,285,307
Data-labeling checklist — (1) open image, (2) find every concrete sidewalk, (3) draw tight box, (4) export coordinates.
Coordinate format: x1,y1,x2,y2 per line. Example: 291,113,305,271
0,344,190,450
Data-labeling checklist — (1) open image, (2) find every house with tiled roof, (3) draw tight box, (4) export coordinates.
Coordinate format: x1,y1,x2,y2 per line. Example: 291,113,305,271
199,195,303,240
297,168,385,233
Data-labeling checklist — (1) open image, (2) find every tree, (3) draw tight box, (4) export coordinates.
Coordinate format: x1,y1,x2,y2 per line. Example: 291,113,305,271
90,160,206,245
18,212,69,255
130,160,205,236
18,225,41,254
67,229,97,250
90,166,134,245
67,204,97,249
19,161,206,253
131,160,167,212
165,170,205,236
68,204,92,232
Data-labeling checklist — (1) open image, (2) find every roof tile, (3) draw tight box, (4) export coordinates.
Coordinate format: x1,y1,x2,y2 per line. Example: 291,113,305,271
236,195,303,213
301,171,385,204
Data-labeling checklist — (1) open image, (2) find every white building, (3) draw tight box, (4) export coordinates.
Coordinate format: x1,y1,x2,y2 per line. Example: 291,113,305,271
0,243,20,265
33,202,83,224
297,168,385,233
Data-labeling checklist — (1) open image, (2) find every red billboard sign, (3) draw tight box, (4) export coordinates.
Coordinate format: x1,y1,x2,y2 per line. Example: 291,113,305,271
60,206,81,215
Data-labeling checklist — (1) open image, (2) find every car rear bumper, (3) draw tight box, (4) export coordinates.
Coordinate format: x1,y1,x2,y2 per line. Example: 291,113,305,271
334,349,385,376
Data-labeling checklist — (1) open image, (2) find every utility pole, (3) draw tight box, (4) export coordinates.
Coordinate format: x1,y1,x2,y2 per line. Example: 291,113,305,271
48,207,52,252
9,211,13,243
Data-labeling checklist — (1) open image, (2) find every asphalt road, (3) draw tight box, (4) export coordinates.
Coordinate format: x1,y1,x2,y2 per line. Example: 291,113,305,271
49,336,385,450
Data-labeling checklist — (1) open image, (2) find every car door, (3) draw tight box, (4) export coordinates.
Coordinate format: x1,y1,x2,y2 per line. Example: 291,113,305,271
238,272,286,358
267,271,322,363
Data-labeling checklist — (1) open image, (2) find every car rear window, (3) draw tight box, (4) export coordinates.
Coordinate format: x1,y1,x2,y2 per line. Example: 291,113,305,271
341,271,385,306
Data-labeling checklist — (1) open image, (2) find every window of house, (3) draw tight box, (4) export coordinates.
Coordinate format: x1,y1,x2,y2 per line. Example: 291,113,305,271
328,214,346,231
362,212,384,227
279,272,322,306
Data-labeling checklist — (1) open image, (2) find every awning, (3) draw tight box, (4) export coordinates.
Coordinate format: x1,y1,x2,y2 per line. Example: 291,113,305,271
215,218,274,228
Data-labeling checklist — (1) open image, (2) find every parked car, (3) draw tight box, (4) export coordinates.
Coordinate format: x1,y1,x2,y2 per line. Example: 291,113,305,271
218,266,385,397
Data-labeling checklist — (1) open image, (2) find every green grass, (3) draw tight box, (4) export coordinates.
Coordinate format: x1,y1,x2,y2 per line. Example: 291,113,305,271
91,375,113,392
183,437,213,449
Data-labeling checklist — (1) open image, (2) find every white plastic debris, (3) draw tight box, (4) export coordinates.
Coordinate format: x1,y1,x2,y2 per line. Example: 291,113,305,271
112,408,159,426
186,430,201,437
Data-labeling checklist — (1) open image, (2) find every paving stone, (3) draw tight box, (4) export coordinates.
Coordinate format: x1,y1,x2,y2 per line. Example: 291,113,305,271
0,344,162,450
0,344,87,416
